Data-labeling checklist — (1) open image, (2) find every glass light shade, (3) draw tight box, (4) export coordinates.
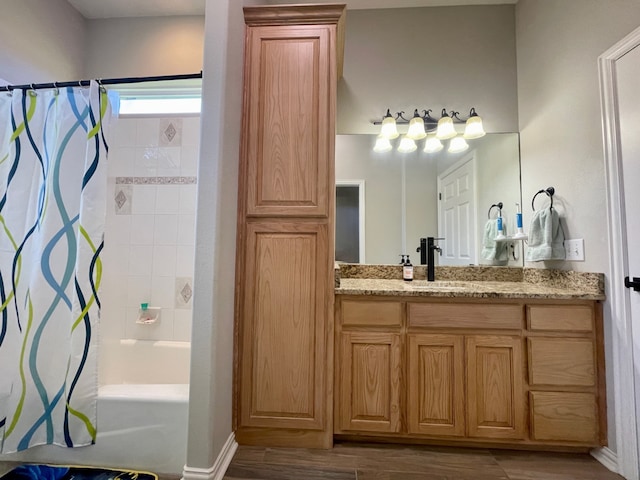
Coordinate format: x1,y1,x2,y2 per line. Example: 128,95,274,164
381,116,399,139
397,135,417,153
407,116,427,140
423,136,444,153
436,116,457,140
448,136,469,153
463,115,486,139
373,135,393,153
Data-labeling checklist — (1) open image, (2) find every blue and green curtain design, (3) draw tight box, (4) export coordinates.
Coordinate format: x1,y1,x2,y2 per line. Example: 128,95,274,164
0,82,109,453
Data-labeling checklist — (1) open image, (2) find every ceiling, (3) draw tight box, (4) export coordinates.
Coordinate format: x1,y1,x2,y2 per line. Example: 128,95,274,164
67,0,516,19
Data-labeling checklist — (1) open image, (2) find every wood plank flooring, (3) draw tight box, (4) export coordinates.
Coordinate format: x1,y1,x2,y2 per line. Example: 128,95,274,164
223,443,624,480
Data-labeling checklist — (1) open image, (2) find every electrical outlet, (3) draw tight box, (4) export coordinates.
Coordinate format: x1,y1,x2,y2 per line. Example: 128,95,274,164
565,238,585,261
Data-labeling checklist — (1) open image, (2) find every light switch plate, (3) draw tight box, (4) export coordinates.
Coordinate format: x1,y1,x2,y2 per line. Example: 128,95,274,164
565,238,585,261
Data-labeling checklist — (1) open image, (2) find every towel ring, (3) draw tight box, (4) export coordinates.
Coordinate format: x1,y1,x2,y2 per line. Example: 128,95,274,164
488,202,503,219
531,187,555,211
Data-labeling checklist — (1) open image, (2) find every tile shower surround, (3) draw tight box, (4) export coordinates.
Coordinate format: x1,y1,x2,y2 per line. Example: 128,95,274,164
100,115,199,343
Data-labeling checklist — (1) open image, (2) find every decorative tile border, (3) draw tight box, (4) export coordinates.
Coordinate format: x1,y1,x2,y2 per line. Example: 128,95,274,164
116,176,197,185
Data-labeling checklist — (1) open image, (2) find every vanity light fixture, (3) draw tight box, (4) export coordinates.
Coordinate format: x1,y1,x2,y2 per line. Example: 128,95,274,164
397,135,418,153
406,109,428,140
373,134,393,153
436,109,457,140
373,107,485,152
448,135,469,153
423,135,444,153
380,109,400,139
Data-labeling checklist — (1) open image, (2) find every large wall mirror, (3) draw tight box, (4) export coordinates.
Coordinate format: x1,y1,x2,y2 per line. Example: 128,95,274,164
335,133,523,267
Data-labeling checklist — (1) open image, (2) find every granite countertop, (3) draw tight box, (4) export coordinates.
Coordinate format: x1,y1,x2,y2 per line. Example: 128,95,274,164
336,278,604,300
334,264,605,301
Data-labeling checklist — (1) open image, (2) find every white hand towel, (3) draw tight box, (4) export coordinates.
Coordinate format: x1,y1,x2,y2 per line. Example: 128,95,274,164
525,206,565,261
481,218,508,263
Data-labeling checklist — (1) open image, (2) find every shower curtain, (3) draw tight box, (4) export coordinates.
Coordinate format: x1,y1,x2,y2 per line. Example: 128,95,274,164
0,82,109,453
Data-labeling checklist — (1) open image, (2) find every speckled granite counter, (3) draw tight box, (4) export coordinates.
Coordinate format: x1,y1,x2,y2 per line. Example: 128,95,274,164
334,264,605,300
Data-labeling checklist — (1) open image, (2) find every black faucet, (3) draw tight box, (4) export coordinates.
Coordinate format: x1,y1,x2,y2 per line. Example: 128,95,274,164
427,237,443,281
416,238,427,265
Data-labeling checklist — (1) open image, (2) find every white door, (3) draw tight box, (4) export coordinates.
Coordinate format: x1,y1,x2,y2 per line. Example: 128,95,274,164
601,26,640,480
437,156,476,266
617,42,640,476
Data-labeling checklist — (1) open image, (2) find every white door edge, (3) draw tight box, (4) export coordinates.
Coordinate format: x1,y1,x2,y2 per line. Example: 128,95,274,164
599,24,640,480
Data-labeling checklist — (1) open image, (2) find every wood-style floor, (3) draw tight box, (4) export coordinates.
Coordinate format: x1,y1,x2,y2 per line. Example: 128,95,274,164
222,443,624,480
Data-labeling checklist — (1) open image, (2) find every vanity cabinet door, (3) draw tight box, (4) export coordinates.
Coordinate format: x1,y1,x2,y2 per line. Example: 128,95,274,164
407,334,465,436
466,335,525,440
337,332,402,433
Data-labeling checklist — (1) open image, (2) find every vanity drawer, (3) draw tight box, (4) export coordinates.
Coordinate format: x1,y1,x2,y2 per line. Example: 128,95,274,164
527,305,593,333
528,338,595,387
529,391,598,444
342,300,403,327
408,303,523,329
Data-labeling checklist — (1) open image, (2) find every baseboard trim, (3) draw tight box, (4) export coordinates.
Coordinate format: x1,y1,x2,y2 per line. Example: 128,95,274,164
182,432,238,480
591,447,618,473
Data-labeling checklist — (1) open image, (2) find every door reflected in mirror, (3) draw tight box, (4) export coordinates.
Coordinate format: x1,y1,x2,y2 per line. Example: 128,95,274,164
335,133,522,266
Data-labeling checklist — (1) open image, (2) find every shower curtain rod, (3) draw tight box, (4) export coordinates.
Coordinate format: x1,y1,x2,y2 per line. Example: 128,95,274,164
0,71,203,92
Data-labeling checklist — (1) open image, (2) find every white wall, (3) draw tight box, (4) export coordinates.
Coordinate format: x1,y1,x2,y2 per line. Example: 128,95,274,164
516,0,640,454
84,16,205,79
0,0,85,84
185,0,264,473
516,0,640,274
338,5,518,134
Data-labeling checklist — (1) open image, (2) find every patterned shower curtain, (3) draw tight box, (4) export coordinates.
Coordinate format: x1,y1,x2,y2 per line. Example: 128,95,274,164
0,82,109,453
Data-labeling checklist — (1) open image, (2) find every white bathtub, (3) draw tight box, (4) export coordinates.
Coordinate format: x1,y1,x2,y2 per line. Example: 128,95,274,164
0,340,191,476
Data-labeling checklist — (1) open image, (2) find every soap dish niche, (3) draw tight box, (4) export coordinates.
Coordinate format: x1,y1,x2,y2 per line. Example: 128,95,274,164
136,307,161,325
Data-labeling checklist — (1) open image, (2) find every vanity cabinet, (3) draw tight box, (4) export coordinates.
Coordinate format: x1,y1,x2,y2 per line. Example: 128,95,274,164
335,296,606,449
234,4,345,448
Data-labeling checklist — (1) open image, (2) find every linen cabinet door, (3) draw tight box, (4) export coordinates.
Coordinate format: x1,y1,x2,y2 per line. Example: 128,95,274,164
244,24,334,218
337,332,402,433
239,221,329,431
466,335,525,440
407,334,465,437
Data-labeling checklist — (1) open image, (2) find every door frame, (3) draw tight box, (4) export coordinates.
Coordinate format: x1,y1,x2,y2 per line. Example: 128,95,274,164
436,152,478,265
336,180,366,263
598,24,640,479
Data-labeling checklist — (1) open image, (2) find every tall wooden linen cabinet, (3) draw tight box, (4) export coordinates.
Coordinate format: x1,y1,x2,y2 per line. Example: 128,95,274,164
234,4,346,448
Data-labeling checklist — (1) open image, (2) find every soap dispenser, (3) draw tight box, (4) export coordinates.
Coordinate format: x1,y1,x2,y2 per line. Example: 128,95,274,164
403,254,414,282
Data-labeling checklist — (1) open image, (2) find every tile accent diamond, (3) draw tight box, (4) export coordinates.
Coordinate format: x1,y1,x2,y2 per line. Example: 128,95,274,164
175,277,194,309
160,118,183,146
114,185,132,215
180,283,193,303
164,123,177,142
115,190,127,209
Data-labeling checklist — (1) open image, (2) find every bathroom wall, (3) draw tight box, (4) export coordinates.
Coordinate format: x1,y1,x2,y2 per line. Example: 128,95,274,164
83,16,205,79
516,0,640,275
0,0,85,84
515,0,640,454
338,5,518,135
100,114,200,343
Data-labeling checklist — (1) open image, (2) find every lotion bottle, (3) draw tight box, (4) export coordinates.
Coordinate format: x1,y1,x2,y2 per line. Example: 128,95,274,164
403,255,414,282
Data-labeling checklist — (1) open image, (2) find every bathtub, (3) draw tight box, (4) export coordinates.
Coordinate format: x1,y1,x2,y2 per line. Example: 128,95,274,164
0,339,191,476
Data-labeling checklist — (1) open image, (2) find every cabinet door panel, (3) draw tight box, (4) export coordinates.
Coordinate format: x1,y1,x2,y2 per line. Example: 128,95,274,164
528,338,595,387
467,336,525,439
408,334,465,436
530,392,598,444
245,26,331,217
338,332,402,433
240,221,328,430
